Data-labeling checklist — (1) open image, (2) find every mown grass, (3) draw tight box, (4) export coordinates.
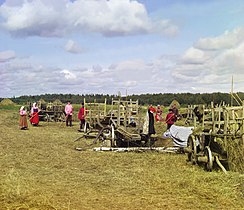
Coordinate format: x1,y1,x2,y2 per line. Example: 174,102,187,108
0,108,243,210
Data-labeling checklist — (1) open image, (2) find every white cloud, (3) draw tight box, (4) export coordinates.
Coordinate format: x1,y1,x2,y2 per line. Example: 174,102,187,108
151,19,179,37
181,47,211,64
194,27,244,50
0,50,16,62
109,59,153,81
0,0,178,37
123,80,137,87
171,27,244,93
60,69,76,80
64,39,83,54
214,42,244,74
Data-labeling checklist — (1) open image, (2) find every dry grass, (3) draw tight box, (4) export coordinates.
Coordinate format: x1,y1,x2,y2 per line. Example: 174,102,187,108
226,139,244,173
0,108,244,210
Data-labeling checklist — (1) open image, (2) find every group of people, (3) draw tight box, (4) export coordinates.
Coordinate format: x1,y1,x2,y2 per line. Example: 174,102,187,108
19,101,179,133
19,102,40,130
19,101,87,131
64,101,87,131
148,103,179,131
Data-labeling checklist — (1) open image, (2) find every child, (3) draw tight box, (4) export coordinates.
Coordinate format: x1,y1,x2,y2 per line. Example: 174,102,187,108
19,106,28,130
155,105,163,122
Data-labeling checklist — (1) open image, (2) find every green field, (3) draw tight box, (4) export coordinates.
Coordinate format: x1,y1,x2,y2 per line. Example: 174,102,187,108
0,108,244,210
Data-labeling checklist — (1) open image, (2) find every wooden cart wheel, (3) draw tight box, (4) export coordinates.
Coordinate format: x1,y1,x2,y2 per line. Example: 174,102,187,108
94,126,113,146
204,146,213,171
100,127,112,139
187,135,197,164
101,127,113,147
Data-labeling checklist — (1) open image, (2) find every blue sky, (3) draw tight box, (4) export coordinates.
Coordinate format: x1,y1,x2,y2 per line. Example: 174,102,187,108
0,0,244,98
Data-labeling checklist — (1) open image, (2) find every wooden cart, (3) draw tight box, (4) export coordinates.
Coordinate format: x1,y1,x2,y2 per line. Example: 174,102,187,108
81,98,157,147
185,101,244,172
27,101,65,122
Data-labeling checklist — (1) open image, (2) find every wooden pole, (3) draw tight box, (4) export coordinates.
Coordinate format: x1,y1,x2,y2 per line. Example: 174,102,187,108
231,75,233,106
242,100,244,148
104,98,107,116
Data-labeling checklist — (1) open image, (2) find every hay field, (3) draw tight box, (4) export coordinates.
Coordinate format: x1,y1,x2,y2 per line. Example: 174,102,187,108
0,108,244,210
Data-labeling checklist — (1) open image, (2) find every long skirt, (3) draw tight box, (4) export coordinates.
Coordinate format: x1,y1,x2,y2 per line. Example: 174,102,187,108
148,111,156,135
30,112,39,125
19,115,28,129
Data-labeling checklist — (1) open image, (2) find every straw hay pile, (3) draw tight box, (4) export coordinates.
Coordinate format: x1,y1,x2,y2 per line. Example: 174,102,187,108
53,99,63,105
226,138,244,173
0,98,15,106
38,98,46,104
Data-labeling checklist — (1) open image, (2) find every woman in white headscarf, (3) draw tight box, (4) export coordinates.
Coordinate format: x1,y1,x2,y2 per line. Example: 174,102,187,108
30,102,39,126
19,106,28,130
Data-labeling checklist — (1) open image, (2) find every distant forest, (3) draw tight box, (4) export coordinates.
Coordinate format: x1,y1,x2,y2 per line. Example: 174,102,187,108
3,92,244,107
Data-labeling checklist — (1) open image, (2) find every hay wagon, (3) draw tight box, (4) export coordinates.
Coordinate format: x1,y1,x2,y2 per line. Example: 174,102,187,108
185,100,244,172
81,98,157,147
27,101,65,122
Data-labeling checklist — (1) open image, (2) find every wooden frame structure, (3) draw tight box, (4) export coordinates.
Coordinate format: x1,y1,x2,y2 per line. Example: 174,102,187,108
27,101,65,122
81,98,155,147
185,100,244,172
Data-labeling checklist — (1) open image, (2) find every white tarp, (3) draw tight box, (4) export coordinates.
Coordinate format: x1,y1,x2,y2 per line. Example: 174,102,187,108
162,125,194,147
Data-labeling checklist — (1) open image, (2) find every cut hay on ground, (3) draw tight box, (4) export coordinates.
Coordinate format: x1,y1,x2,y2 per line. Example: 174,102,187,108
0,108,243,209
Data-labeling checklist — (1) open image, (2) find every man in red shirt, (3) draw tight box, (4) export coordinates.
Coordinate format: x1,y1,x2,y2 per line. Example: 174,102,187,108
166,109,176,130
78,103,87,131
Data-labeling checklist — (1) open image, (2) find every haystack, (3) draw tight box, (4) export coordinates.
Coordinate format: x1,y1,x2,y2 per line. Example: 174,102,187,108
38,98,46,104
53,99,63,105
169,100,180,109
0,98,16,106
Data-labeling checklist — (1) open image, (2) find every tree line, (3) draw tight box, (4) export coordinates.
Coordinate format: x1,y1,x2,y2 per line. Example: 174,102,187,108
3,92,243,107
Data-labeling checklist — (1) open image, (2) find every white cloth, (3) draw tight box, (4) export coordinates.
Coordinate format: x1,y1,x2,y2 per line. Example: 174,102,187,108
162,125,194,147
142,111,149,135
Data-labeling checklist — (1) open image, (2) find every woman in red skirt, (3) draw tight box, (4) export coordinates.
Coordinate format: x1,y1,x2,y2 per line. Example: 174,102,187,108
30,102,39,126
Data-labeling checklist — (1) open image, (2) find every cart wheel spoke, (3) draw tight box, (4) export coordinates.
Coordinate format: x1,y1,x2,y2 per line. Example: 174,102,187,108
204,146,213,171
187,135,197,164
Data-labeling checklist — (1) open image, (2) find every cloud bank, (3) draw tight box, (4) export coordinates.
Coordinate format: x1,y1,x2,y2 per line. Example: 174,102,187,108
0,0,178,37
1,27,244,97
0,1,243,98
172,27,244,92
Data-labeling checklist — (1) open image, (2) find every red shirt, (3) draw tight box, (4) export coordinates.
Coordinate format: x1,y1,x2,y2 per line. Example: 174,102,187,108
149,106,156,113
166,112,176,125
78,107,87,120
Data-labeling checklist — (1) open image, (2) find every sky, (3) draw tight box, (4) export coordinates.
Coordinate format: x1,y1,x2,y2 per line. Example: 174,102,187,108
0,0,244,98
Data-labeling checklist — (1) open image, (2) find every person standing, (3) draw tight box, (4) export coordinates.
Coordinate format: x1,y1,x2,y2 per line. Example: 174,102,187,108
65,101,73,127
19,106,28,130
171,104,179,120
155,105,163,122
166,108,176,130
78,103,87,131
30,102,39,126
148,104,156,135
